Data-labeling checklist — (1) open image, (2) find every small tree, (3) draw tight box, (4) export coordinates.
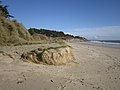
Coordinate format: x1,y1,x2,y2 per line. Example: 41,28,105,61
0,1,14,19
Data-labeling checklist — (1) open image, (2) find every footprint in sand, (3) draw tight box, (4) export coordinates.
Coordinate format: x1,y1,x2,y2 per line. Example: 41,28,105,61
57,83,66,90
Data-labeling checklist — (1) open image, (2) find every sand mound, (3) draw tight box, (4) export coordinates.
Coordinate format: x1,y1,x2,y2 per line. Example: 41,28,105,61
21,46,75,65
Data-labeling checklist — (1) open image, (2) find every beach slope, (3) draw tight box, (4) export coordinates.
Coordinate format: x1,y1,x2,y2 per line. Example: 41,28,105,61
0,42,120,90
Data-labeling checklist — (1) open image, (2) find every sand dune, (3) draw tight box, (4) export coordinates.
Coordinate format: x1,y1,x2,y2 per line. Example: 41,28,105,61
0,42,120,90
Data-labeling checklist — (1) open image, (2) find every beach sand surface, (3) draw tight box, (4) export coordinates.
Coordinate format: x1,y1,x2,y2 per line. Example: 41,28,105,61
0,42,120,90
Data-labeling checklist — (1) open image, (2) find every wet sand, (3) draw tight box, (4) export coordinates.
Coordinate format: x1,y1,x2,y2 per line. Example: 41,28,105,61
0,42,120,90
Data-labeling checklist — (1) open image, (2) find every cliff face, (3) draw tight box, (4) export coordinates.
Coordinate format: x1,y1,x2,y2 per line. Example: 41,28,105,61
0,16,87,46
0,17,32,45
0,17,66,45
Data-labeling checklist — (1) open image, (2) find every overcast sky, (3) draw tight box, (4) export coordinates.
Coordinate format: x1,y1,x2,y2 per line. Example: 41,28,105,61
4,0,120,40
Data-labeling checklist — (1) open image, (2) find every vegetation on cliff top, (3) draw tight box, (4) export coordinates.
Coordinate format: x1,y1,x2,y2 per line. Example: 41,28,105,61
28,28,87,41
0,17,32,45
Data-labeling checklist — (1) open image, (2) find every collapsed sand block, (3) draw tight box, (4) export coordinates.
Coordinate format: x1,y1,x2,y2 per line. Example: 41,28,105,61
21,46,75,65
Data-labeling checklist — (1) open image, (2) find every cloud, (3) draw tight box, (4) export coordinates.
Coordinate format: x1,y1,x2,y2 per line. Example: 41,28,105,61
69,26,120,40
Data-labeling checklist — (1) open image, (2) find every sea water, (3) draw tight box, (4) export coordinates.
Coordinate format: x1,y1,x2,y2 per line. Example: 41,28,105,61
90,40,120,48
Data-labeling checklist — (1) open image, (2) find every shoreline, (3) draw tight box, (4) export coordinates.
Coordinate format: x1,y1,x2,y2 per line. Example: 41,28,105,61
0,42,120,90
77,41,120,49
90,41,120,48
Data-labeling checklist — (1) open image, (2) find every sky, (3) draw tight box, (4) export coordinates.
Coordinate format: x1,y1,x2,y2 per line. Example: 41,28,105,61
3,0,120,40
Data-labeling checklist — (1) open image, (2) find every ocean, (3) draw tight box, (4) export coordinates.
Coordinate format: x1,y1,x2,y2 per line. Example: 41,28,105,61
90,40,120,48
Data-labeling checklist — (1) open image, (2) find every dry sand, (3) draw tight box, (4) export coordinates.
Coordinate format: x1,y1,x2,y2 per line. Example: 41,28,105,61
0,42,120,90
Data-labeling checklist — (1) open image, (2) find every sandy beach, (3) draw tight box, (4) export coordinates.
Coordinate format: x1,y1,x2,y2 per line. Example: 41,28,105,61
0,42,120,90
